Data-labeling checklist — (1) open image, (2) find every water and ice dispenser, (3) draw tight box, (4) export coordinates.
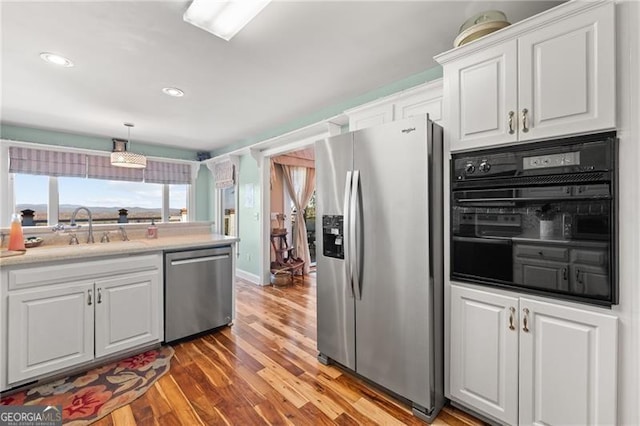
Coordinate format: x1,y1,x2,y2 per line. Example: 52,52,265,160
322,215,344,259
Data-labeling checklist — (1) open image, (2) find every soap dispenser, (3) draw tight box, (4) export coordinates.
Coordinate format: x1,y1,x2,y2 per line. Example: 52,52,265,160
147,219,158,239
8,213,25,251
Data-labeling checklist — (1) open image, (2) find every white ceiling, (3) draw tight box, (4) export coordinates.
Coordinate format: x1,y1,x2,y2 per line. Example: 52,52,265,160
1,0,562,154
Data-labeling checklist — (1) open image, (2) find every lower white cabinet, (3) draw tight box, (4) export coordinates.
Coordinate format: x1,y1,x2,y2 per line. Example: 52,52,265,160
94,270,160,358
4,254,162,388
7,281,95,384
450,283,618,425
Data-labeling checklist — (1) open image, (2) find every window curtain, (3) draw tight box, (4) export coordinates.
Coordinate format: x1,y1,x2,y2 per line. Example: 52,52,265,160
281,165,316,275
214,160,235,189
144,160,192,184
9,147,86,177
87,155,143,181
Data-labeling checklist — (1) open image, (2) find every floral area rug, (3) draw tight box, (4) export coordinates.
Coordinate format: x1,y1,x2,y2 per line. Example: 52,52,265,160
1,346,174,425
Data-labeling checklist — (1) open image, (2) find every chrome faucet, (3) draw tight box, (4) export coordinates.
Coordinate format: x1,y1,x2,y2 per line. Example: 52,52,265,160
70,206,94,244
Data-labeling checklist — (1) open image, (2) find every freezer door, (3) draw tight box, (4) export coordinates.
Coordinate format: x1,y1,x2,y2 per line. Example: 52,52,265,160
315,134,356,369
353,116,433,408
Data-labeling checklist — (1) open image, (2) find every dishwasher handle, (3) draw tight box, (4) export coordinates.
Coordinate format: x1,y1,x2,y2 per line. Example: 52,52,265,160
170,254,230,266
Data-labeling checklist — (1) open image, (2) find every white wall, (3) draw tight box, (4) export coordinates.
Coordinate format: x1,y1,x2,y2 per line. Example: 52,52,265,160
612,1,640,424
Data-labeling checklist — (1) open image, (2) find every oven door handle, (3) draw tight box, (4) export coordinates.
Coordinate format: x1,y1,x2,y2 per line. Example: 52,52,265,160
452,236,513,245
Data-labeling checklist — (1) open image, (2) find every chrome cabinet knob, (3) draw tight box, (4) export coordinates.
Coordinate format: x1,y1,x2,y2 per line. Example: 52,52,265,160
465,163,476,174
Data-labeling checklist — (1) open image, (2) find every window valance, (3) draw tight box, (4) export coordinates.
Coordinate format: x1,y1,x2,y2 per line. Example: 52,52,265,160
9,146,193,185
9,147,86,177
214,160,235,189
145,160,192,185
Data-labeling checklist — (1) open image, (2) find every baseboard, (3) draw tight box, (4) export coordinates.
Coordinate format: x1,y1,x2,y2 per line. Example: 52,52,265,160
236,269,263,285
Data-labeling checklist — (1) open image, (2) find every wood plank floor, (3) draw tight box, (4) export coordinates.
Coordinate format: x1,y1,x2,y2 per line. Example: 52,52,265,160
94,275,484,425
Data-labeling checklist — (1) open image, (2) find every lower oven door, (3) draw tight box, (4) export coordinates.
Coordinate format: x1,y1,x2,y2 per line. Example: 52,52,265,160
452,236,513,283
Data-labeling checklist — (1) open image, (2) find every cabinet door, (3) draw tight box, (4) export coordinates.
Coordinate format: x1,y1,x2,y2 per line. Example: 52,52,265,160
94,270,160,358
348,103,394,131
519,298,617,425
513,259,570,292
518,3,615,141
570,264,610,299
446,40,518,152
450,285,519,425
7,282,94,384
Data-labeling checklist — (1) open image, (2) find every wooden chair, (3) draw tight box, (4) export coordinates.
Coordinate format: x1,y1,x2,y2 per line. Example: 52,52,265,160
270,230,305,285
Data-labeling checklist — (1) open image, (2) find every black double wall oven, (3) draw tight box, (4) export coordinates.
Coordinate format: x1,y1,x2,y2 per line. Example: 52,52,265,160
451,132,617,306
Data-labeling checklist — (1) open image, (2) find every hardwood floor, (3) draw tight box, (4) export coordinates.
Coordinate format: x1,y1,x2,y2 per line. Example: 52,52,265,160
94,275,484,425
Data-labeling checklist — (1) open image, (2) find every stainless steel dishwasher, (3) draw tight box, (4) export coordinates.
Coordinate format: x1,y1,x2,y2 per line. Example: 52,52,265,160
164,246,233,342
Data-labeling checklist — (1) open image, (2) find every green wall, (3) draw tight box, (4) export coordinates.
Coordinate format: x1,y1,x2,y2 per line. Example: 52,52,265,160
212,66,443,157
0,124,212,221
235,154,260,276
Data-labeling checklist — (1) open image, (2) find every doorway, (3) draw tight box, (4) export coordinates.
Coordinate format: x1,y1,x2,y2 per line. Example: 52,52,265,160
269,147,316,277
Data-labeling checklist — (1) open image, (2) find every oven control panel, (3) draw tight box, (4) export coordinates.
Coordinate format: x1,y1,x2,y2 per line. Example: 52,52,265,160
523,151,580,170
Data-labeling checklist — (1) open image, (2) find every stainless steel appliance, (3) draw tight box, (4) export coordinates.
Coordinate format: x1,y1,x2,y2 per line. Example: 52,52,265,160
315,115,444,421
451,132,617,306
164,246,233,342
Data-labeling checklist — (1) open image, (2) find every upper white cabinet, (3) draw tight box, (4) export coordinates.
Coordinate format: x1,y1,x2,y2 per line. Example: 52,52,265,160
346,79,443,131
436,1,615,152
450,284,618,425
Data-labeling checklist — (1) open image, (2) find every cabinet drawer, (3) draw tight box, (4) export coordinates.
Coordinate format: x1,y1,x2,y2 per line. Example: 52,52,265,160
8,254,161,291
571,249,607,266
514,245,569,262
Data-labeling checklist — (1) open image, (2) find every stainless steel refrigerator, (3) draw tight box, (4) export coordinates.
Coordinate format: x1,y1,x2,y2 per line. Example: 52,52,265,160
315,114,444,421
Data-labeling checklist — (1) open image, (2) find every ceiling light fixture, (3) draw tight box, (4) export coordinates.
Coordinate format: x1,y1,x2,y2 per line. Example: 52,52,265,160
39,52,74,67
183,0,272,41
162,87,185,97
111,123,147,169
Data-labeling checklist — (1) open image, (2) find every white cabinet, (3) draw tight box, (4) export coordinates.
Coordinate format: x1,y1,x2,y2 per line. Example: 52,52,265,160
3,254,162,388
519,298,618,426
436,1,615,152
450,285,519,425
7,281,94,384
94,270,160,358
445,41,518,150
346,79,442,131
450,284,618,425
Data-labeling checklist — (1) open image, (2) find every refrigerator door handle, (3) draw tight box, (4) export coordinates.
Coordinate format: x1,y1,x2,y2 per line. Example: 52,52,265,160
351,170,362,300
343,171,354,298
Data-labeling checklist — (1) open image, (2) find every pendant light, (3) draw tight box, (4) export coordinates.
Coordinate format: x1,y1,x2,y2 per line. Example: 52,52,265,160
111,123,147,169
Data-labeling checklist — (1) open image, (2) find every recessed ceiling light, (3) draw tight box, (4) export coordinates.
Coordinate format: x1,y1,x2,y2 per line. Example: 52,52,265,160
162,87,185,97
40,52,74,67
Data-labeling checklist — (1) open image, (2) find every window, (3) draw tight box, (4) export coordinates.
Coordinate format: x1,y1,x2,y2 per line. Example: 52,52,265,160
5,145,196,227
14,174,49,226
169,184,189,222
59,177,163,224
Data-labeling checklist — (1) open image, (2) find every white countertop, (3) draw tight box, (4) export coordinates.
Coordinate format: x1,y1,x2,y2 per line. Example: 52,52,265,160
0,233,239,267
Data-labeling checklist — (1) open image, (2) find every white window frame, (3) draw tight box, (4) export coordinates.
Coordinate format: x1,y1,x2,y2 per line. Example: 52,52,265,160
0,140,199,227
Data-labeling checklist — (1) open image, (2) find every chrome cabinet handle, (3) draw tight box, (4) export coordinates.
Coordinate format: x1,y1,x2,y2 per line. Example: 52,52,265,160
508,111,515,134
522,308,530,332
87,289,92,306
562,267,568,281
508,306,516,331
97,288,102,304
522,108,529,133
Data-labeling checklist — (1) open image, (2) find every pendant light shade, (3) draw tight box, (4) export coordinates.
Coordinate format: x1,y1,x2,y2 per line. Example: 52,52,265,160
111,123,147,169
